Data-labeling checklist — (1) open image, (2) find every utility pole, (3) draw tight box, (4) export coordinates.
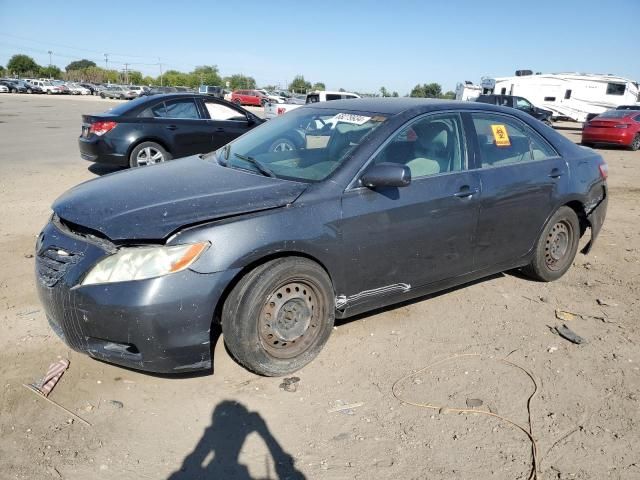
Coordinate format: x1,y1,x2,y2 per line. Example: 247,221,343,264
104,53,109,70
158,58,163,86
47,50,53,79
124,63,129,84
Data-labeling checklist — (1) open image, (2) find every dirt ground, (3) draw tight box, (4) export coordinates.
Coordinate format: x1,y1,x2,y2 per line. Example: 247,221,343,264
0,94,638,480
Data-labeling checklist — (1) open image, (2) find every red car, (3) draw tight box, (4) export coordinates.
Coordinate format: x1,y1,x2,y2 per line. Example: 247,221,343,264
582,109,640,150
231,89,267,107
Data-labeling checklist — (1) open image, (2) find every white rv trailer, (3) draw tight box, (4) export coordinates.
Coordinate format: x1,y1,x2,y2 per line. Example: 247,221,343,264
455,81,482,101
484,72,639,122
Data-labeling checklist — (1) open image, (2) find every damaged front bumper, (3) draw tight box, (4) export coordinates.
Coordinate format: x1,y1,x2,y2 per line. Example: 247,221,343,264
35,219,239,373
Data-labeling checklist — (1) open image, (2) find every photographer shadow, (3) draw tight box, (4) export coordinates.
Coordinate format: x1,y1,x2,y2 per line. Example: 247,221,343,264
168,400,305,480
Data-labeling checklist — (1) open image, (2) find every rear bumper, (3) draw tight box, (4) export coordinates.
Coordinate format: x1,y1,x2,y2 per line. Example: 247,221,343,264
581,184,608,254
582,129,634,146
78,135,129,166
35,219,239,373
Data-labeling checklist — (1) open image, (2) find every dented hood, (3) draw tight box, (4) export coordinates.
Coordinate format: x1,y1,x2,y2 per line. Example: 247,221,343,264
53,156,307,241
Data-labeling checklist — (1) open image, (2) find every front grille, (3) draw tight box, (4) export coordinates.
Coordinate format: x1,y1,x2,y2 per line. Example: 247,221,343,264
36,247,83,287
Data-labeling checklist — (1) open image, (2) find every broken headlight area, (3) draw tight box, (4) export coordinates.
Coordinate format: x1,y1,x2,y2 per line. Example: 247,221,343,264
80,241,210,286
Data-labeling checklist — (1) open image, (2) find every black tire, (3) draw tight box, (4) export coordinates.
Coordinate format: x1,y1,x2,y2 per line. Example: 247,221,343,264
47,90,52,95
26,88,32,94
100,92,105,99
119,94,125,100
522,206,580,282
630,134,640,151
222,257,335,376
128,141,171,168
233,99,242,106
581,141,594,148
11,88,17,93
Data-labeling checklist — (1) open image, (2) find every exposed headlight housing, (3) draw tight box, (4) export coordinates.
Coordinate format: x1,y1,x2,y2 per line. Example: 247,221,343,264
81,242,209,286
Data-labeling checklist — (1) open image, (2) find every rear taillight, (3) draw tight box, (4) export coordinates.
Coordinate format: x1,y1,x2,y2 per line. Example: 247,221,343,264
89,121,117,136
598,162,608,179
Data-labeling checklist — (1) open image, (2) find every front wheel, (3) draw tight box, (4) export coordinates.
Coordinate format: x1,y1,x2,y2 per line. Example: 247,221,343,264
100,92,105,99
129,141,171,167
522,206,580,282
222,257,335,376
26,88,32,94
233,99,242,106
630,134,640,151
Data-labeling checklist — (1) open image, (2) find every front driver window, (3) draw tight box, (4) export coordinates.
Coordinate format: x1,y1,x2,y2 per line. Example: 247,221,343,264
515,98,532,110
373,113,466,178
206,102,246,121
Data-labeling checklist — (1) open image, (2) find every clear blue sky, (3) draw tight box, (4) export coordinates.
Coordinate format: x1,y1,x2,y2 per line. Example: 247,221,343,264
1,0,638,94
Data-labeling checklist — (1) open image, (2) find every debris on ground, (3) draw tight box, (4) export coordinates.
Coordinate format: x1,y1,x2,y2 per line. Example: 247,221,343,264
279,376,300,392
555,324,587,345
465,398,483,408
555,309,580,322
327,400,364,415
108,400,124,409
596,298,618,307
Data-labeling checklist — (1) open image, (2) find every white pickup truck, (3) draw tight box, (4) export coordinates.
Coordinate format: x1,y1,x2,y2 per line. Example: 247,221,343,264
264,90,360,119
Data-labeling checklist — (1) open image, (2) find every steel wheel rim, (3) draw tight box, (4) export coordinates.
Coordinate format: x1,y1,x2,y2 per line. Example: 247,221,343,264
259,281,321,359
136,147,164,166
271,141,294,152
544,221,572,270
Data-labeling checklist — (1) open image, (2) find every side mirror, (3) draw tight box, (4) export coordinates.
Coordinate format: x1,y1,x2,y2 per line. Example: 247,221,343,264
360,163,411,188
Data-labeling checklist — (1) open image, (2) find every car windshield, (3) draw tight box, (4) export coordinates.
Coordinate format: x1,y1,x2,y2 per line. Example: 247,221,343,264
208,107,388,183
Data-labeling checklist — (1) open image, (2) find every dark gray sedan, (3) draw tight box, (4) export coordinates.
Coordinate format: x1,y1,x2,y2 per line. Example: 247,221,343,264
36,99,608,376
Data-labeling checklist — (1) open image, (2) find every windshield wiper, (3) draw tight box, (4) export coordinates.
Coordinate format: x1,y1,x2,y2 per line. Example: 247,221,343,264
233,153,275,178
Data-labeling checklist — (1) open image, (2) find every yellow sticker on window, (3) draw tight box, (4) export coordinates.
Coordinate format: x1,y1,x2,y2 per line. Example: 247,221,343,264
491,124,511,147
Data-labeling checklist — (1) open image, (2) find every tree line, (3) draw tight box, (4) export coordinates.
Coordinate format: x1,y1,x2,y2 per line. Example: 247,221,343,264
2,54,454,97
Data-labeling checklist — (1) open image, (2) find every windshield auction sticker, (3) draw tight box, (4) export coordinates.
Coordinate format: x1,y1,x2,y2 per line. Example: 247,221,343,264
333,113,372,125
491,124,511,147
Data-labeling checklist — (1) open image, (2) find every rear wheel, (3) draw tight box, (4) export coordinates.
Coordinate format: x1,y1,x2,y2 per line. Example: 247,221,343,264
100,92,105,99
222,257,335,376
26,88,33,94
630,134,640,151
522,206,580,282
129,141,171,168
233,99,242,106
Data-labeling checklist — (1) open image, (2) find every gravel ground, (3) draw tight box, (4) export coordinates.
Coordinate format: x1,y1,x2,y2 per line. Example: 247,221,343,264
0,93,638,480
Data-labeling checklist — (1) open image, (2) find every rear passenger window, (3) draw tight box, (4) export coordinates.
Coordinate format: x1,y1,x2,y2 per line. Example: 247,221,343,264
164,99,201,119
140,102,167,118
471,113,557,167
326,94,342,101
373,113,466,178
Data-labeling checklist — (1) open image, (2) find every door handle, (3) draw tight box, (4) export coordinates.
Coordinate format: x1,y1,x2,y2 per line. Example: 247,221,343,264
548,168,563,179
166,125,177,131
453,186,479,198
214,127,225,132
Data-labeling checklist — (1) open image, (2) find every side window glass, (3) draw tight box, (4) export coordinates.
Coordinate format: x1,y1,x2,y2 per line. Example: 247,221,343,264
373,113,466,178
140,102,167,118
326,94,341,101
164,99,201,119
206,102,245,121
471,114,556,166
515,97,532,110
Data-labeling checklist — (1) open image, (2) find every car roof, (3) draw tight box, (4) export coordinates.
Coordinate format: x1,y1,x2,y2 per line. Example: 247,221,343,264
301,97,504,115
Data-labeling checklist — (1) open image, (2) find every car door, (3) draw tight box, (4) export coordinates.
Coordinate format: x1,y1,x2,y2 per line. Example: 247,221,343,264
197,98,255,149
468,111,567,270
338,112,481,304
142,97,212,157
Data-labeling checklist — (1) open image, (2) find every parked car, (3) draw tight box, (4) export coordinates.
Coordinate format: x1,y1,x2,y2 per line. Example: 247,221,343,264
475,94,553,125
264,90,359,118
0,84,8,93
51,80,70,94
100,85,138,100
582,109,640,150
0,80,27,93
231,89,269,106
67,83,91,95
40,99,608,376
199,85,224,98
615,104,640,111
126,85,146,97
78,93,263,167
143,86,178,96
26,79,62,94
12,80,40,93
